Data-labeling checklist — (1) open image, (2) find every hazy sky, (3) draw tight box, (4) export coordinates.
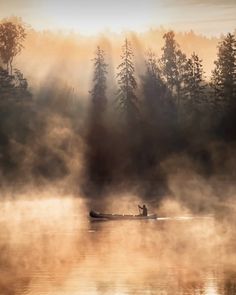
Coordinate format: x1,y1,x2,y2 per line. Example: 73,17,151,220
0,0,235,36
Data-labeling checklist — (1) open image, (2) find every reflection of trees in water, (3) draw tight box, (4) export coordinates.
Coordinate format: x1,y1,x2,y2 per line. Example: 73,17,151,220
223,275,236,295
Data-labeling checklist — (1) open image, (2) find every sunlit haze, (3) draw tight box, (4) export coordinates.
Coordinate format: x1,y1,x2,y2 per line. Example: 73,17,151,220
0,0,235,36
1,1,236,294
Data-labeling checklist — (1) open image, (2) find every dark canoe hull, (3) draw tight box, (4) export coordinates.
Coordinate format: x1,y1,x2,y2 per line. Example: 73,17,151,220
89,210,157,221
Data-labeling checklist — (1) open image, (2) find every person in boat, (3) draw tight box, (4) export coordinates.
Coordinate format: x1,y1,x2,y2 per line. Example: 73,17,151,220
138,204,148,216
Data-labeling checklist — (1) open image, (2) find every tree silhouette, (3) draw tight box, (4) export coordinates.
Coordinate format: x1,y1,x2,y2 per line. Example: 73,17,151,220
0,67,31,100
142,49,169,121
13,68,31,99
0,21,26,74
90,46,108,115
84,46,111,196
186,52,206,107
116,38,138,121
160,31,188,112
160,31,177,91
211,33,236,109
141,50,175,178
0,67,15,98
211,33,236,140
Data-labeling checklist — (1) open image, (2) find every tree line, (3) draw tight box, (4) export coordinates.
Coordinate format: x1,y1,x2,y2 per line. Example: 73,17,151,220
0,19,234,124
0,18,236,202
86,31,236,198
90,32,236,124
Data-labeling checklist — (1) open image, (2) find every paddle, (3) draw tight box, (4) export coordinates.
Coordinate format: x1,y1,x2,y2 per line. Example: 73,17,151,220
138,205,141,215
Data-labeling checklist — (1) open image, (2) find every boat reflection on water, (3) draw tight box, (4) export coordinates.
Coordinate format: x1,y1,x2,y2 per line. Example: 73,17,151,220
0,198,236,295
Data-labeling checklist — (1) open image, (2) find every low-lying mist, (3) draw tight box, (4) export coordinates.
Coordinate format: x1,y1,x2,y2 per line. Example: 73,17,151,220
0,16,236,295
0,23,234,213
1,59,236,215
0,195,235,294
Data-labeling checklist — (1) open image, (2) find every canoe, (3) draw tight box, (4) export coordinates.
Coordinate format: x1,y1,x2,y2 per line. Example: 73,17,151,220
89,210,157,221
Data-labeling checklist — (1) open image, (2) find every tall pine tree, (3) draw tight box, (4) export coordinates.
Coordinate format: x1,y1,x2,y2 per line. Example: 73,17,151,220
116,38,138,120
142,49,168,120
160,31,188,111
186,52,206,107
90,46,108,115
85,46,111,194
211,33,236,108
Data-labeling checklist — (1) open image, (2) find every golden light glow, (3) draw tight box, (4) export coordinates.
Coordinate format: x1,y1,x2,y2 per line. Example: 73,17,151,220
0,0,235,36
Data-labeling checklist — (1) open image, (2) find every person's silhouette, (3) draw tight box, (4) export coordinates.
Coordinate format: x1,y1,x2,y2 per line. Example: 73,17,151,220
138,204,148,216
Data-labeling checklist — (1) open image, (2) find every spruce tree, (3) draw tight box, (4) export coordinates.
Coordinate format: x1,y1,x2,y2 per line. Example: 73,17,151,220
186,52,206,107
86,46,110,192
90,46,108,114
160,31,188,110
176,49,189,105
211,33,236,108
160,31,177,92
142,50,167,118
116,38,138,120
144,50,163,98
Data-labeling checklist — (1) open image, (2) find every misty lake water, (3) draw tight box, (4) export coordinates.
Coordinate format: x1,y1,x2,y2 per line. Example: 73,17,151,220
0,198,236,295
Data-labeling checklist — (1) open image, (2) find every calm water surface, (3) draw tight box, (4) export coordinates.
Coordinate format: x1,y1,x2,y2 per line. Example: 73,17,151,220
0,199,236,295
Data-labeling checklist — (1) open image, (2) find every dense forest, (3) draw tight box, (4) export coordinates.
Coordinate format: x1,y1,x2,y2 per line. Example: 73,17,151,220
0,18,236,211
